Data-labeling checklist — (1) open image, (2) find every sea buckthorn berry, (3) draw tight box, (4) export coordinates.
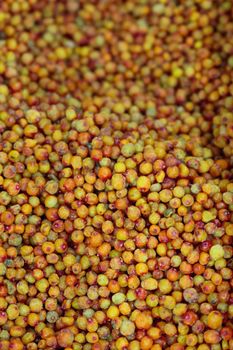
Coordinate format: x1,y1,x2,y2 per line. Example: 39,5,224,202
0,0,232,348
204,330,221,344
57,328,74,347
207,311,223,330
137,176,151,192
210,245,225,261
135,312,153,330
